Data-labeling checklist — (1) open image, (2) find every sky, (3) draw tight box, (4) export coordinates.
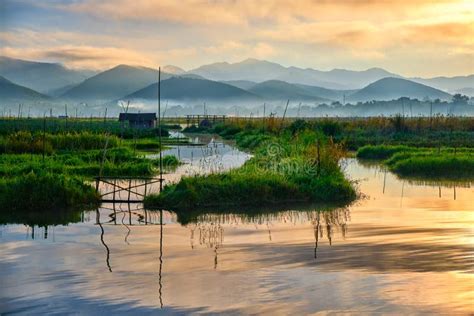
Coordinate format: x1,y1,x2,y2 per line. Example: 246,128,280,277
0,0,473,77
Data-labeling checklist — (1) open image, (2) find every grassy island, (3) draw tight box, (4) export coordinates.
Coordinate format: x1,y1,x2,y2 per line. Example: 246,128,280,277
357,145,474,179
144,121,357,211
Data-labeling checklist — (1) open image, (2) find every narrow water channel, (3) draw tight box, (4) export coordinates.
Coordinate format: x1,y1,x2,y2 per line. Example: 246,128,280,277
1,136,472,314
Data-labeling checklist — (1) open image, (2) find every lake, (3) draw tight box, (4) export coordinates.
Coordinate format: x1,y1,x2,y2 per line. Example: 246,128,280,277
1,136,473,314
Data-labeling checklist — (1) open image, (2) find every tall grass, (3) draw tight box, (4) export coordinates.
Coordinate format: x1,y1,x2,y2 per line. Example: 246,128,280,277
0,118,170,138
0,172,100,212
0,131,120,154
0,147,161,178
356,145,412,159
356,144,474,178
387,152,474,178
206,117,474,149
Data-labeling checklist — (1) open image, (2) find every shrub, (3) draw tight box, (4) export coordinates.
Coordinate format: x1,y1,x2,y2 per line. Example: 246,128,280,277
0,172,100,212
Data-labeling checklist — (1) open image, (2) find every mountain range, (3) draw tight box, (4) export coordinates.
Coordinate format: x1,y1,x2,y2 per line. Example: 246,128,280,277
0,56,471,107
124,77,258,102
188,58,402,89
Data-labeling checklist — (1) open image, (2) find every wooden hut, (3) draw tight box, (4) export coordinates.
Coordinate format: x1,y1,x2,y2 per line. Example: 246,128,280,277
119,113,157,129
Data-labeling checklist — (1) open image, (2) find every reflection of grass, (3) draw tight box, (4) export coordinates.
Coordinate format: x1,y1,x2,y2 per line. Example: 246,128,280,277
356,145,474,179
0,205,84,227
168,202,350,225
144,125,357,211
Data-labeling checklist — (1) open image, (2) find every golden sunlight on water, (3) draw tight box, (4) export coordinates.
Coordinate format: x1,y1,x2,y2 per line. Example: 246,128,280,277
0,158,473,314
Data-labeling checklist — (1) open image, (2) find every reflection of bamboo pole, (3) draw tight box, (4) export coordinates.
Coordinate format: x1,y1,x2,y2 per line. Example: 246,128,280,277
383,170,387,194
159,209,164,308
314,214,320,259
158,68,163,192
96,209,112,272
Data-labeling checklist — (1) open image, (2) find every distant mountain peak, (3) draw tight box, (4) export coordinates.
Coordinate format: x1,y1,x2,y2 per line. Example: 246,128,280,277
162,65,185,74
348,77,452,102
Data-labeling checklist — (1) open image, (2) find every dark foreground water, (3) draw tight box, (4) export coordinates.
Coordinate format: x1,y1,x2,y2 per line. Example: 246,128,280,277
1,139,473,314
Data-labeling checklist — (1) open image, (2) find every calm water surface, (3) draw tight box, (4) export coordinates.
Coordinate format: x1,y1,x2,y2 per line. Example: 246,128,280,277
1,137,473,314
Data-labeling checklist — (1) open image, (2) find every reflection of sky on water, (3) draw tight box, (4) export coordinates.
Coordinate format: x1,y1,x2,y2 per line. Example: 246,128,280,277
1,137,473,314
150,135,251,181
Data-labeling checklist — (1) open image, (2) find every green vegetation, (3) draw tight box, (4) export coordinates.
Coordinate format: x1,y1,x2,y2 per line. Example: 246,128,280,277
0,131,120,154
0,172,99,212
162,155,181,169
356,145,412,160
390,155,474,178
144,124,357,210
0,119,183,212
357,144,474,179
0,117,172,138
0,147,164,178
185,116,474,149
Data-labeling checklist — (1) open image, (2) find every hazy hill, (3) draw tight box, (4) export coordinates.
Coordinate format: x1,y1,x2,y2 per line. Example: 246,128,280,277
293,83,357,101
189,58,400,89
411,75,474,93
123,77,259,102
162,65,186,74
190,59,287,83
61,65,163,101
0,76,50,101
0,56,92,93
274,66,400,89
348,77,452,102
248,80,329,102
222,80,257,90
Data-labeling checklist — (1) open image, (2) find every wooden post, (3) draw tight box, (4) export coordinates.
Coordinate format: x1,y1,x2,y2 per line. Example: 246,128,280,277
127,179,132,202
279,99,290,134
158,68,163,191
42,113,46,163
430,101,433,130
97,135,110,194
317,138,321,176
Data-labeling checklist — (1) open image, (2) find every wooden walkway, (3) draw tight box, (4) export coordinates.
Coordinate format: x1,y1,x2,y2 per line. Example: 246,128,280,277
186,115,226,127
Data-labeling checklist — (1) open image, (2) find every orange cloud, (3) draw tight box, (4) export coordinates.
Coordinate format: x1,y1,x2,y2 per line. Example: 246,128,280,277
1,45,155,70
402,22,474,45
55,0,467,25
2,0,472,76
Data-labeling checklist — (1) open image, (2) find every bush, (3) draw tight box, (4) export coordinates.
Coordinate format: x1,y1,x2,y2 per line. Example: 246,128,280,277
389,155,474,178
0,172,100,212
356,145,412,160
